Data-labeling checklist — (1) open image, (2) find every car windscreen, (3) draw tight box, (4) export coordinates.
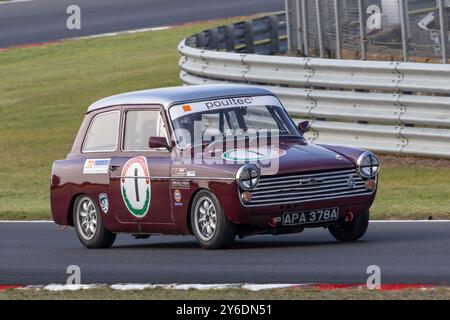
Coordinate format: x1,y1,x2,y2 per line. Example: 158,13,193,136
170,104,300,149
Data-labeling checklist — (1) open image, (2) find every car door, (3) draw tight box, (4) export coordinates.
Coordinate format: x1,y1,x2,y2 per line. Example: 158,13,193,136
108,106,173,228
78,109,121,231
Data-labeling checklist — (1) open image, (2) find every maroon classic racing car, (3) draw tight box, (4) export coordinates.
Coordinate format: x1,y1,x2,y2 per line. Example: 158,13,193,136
51,85,379,249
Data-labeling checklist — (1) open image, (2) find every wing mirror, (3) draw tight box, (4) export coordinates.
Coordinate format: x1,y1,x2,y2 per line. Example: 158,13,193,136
149,137,172,151
298,121,310,133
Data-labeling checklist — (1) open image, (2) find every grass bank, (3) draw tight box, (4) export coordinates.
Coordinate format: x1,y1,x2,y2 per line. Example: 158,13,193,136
373,156,450,219
0,19,449,220
0,21,211,219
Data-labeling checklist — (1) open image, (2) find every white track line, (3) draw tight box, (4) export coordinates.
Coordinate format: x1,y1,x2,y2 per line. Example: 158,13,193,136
0,0,35,5
42,284,105,291
13,283,436,292
0,26,173,51
23,283,316,292
64,26,172,42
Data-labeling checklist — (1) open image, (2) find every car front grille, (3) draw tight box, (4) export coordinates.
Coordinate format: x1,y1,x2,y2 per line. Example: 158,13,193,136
244,168,374,207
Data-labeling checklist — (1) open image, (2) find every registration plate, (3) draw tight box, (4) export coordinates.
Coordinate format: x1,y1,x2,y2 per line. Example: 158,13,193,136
282,207,339,226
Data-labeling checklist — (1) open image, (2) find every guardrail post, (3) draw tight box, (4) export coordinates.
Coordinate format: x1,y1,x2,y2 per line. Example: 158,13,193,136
358,0,368,60
314,0,325,58
244,21,255,54
225,24,235,52
207,28,219,51
301,0,309,56
295,0,302,53
333,0,342,59
269,15,280,55
285,0,293,52
438,0,448,64
399,0,409,62
286,0,301,52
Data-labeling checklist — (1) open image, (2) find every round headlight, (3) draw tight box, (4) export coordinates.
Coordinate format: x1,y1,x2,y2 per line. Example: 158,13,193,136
236,165,260,190
357,152,380,178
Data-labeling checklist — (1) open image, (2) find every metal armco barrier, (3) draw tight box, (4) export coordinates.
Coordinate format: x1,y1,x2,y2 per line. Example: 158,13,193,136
178,15,450,158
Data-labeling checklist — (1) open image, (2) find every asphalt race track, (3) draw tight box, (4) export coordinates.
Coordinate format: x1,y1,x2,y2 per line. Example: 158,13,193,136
0,221,449,285
0,0,433,49
0,0,284,48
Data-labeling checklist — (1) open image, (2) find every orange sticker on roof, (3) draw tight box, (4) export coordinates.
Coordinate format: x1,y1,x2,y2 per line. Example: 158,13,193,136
182,105,192,112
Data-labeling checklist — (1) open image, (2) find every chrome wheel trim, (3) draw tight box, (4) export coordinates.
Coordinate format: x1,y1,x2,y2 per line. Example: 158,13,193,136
194,196,217,241
76,197,98,241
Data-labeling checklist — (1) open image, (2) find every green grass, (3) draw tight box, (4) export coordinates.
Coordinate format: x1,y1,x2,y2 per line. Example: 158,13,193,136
1,287,449,300
0,22,213,219
0,19,449,220
373,166,450,219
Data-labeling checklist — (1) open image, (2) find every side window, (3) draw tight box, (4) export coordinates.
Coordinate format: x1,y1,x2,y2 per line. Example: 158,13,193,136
82,111,120,152
123,110,168,151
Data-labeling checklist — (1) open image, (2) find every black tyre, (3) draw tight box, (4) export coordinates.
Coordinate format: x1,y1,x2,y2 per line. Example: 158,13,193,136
329,210,369,242
191,190,236,249
73,195,116,249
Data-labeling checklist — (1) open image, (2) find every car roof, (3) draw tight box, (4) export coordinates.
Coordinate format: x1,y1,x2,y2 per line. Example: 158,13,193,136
87,85,273,113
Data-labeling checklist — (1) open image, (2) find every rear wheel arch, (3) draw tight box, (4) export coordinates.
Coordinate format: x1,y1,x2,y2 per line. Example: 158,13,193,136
67,193,85,226
72,194,116,249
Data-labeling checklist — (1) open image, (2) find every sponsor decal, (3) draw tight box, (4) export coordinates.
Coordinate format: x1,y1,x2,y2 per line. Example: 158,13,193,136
169,95,282,120
83,159,110,174
121,157,151,218
186,170,196,177
172,168,196,177
171,168,195,178
204,97,254,110
174,190,182,202
172,168,187,177
174,189,182,206
99,193,109,214
222,147,286,161
171,179,190,190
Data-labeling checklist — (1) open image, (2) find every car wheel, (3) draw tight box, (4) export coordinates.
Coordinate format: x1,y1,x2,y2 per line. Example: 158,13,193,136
328,210,369,242
73,195,116,249
191,190,236,249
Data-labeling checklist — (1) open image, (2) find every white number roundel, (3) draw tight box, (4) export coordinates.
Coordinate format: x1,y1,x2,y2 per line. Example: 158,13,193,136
120,157,151,217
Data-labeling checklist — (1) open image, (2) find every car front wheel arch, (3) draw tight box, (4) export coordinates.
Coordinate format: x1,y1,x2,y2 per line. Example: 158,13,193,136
189,189,236,249
186,188,209,235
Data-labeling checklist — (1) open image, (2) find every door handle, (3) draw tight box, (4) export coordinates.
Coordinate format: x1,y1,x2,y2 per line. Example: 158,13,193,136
109,165,120,172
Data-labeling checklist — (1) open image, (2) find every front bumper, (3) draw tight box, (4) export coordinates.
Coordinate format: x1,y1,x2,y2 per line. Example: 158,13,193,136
242,192,376,227
217,186,376,228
